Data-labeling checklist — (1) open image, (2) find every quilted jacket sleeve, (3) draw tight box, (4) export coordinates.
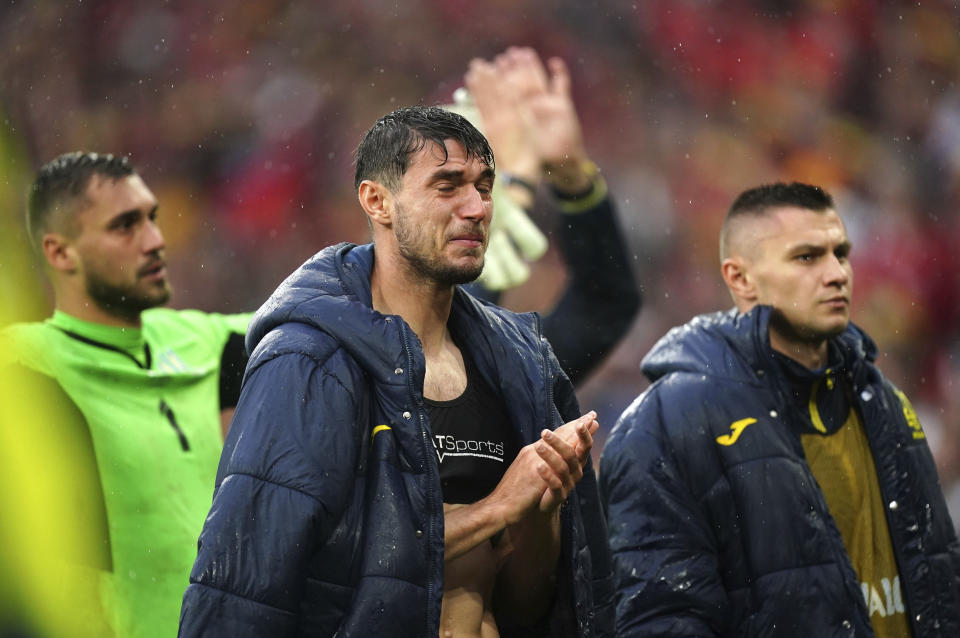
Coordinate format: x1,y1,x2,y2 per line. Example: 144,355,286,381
599,383,728,637
179,337,363,637
543,194,640,385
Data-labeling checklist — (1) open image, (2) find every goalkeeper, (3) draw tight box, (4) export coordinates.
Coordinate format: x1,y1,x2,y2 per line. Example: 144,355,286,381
454,46,640,384
0,152,252,638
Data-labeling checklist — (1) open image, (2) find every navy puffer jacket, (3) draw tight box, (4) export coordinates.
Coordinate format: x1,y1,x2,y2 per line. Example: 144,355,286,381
600,306,960,637
179,243,614,637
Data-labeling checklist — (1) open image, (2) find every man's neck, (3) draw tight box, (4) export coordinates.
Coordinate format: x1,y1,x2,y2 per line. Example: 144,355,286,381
369,260,455,356
55,290,142,329
769,328,829,370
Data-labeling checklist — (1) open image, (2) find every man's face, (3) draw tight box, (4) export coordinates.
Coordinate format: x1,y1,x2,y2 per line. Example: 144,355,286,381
70,174,170,319
390,139,494,286
746,206,853,342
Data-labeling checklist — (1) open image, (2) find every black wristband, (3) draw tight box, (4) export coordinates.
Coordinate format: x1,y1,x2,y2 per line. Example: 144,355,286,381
500,173,537,195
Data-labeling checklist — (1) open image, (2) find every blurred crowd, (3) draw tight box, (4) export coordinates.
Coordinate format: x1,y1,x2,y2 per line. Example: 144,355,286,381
2,0,960,523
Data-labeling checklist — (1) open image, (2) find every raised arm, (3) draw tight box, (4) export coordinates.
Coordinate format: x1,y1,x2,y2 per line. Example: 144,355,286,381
466,47,640,383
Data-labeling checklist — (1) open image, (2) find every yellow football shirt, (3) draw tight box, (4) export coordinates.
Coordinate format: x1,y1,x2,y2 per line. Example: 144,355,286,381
802,396,912,638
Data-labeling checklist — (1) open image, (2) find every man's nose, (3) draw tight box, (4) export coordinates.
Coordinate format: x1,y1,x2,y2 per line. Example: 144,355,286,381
823,254,850,286
143,218,166,253
458,188,490,222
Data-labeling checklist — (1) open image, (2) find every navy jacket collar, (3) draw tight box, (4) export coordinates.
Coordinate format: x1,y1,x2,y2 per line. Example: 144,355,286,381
247,242,551,443
642,305,878,386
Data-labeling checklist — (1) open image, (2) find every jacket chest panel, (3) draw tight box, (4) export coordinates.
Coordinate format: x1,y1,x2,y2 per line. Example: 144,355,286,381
682,383,851,584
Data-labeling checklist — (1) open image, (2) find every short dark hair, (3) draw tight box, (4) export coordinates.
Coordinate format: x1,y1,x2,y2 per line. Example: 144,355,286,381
353,106,494,191
27,151,135,248
720,182,835,259
728,182,834,217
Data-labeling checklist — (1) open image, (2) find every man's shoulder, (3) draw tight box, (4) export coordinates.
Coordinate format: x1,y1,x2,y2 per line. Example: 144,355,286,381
140,309,253,363
0,319,60,373
454,288,543,345
0,319,53,341
240,322,369,407
608,366,772,457
644,365,750,405
640,308,764,383
247,320,349,370
142,307,251,334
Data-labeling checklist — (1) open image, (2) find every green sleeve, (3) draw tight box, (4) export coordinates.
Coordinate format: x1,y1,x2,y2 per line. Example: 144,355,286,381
149,310,254,409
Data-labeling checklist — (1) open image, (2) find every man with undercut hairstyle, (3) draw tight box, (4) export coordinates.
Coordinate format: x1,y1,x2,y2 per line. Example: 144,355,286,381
600,182,960,637
179,105,614,637
0,152,252,638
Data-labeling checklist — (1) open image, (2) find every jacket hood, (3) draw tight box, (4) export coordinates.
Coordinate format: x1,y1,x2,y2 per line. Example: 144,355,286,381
246,242,548,394
641,305,878,384
246,240,564,454
247,243,412,385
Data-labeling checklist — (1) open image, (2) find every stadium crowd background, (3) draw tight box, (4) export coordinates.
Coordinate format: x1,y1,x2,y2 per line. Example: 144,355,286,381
1,0,959,527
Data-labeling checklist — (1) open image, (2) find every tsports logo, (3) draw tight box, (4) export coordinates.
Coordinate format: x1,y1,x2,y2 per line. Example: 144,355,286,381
432,435,504,463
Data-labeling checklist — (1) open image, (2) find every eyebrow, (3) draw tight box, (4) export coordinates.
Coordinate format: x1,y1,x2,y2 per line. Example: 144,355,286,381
787,239,851,254
108,204,158,226
428,167,495,183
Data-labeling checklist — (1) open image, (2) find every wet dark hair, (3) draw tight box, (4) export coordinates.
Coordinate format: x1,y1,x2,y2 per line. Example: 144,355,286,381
27,151,135,248
720,182,835,259
353,105,494,191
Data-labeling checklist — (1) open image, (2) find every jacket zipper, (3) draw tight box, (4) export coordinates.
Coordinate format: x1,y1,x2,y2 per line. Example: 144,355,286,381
535,313,582,634
856,383,924,636
398,321,439,636
775,365,872,631
534,313,555,431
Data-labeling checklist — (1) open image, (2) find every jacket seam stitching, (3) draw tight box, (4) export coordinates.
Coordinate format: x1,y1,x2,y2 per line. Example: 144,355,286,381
248,344,353,390
189,581,298,616
223,470,324,504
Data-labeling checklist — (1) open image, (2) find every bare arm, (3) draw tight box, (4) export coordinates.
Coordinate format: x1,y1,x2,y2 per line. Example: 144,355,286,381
494,415,598,624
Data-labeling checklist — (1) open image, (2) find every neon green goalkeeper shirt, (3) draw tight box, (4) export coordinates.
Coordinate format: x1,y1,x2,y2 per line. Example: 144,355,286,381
1,308,251,638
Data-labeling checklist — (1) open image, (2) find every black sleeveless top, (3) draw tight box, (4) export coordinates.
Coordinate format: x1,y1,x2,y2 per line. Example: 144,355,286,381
426,350,521,504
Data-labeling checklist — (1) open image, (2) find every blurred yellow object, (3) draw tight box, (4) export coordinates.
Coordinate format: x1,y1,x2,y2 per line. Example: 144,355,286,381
445,89,548,291
0,114,110,637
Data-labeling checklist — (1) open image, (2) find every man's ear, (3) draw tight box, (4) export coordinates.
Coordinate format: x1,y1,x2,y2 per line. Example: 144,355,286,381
41,233,78,274
721,256,757,307
357,180,394,229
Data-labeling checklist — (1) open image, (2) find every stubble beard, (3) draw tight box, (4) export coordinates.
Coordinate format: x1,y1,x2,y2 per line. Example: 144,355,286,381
85,270,171,322
770,307,849,347
394,205,485,287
